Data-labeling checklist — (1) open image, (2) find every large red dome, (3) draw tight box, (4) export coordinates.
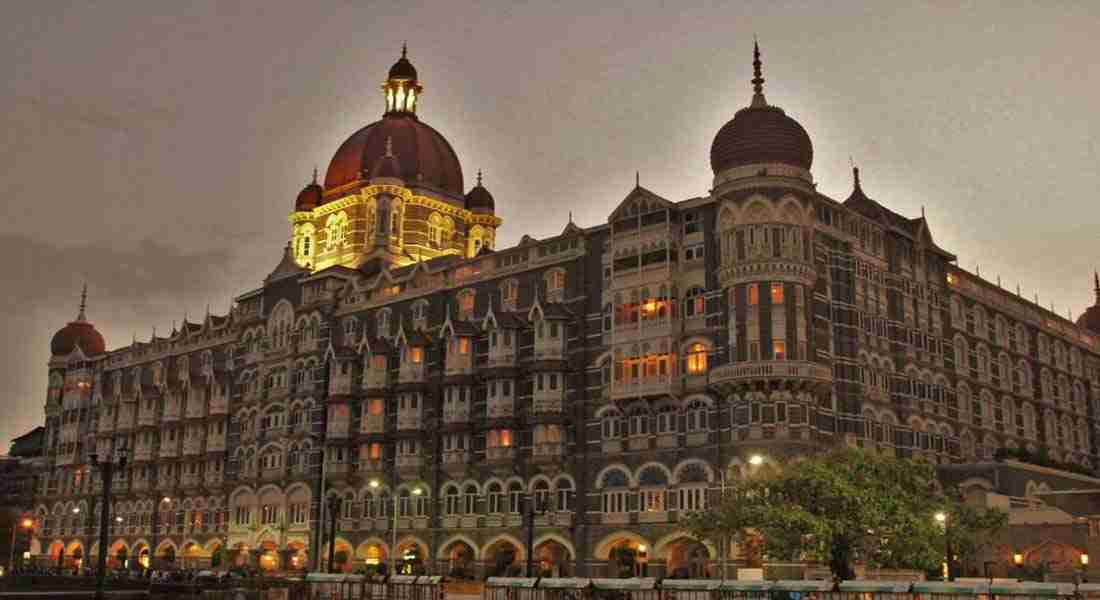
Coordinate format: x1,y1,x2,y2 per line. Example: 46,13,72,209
51,320,105,357
710,104,813,174
323,114,464,197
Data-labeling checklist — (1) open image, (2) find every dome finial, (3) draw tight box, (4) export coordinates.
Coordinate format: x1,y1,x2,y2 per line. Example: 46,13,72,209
311,166,318,184
402,42,407,59
751,37,767,107
477,169,483,186
77,283,87,321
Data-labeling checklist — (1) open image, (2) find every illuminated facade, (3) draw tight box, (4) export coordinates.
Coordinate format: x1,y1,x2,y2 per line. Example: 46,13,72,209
32,46,1100,578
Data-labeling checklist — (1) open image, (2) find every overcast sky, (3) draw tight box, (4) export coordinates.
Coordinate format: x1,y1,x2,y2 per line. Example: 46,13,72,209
2,1,1099,449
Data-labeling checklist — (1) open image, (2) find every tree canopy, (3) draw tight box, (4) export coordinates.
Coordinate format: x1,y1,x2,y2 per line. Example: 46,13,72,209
683,448,1007,579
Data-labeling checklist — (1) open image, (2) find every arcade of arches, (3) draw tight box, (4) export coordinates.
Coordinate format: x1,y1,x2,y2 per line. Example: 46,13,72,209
37,532,727,576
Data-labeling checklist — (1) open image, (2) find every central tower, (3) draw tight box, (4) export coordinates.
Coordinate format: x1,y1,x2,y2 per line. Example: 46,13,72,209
287,48,501,273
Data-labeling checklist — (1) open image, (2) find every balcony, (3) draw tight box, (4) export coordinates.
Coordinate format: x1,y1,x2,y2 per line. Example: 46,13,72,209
204,472,224,487
532,390,564,414
442,450,469,467
183,439,203,456
395,455,422,470
486,446,516,462
162,403,181,422
398,360,426,384
708,360,833,390
261,467,286,482
185,399,206,420
180,473,201,488
487,398,514,419
358,458,385,474
445,354,474,377
137,411,157,428
364,367,388,390
132,478,151,491
532,442,564,458
396,411,421,431
133,446,153,462
487,345,517,368
209,394,229,416
443,405,470,425
327,420,350,439
533,339,565,361
361,414,386,434
97,419,115,434
160,443,179,459
207,436,226,453
611,375,672,400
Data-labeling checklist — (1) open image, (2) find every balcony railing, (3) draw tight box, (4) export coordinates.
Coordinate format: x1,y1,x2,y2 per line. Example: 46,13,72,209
486,446,516,462
396,412,422,431
709,360,833,387
532,391,564,414
442,450,469,466
487,347,517,368
611,375,672,399
487,398,514,419
364,367,388,390
395,455,422,469
445,356,474,377
533,340,565,361
443,406,470,424
398,361,426,384
209,397,229,415
183,440,203,456
162,404,181,422
361,414,386,434
206,437,226,453
532,442,564,458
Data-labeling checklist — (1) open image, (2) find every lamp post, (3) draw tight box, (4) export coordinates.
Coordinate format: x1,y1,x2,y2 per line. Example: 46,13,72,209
150,496,171,572
8,517,33,573
370,480,419,575
524,494,549,577
88,445,128,600
326,496,340,573
935,511,949,581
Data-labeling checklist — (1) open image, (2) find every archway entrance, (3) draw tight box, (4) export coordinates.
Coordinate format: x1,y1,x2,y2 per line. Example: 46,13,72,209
108,541,129,570
134,545,150,570
287,541,308,572
485,539,521,577
663,538,711,579
355,542,386,575
258,540,279,572
607,540,646,578
533,539,572,577
442,541,475,580
181,543,204,570
396,541,425,575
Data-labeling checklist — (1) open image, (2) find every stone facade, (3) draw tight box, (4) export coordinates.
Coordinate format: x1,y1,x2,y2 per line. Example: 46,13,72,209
30,47,1100,578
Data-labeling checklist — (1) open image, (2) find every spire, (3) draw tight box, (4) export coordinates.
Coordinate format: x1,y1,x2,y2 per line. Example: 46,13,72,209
852,165,862,193
751,38,767,107
76,283,88,322
311,166,318,185
477,169,483,187
402,42,407,59
635,171,640,188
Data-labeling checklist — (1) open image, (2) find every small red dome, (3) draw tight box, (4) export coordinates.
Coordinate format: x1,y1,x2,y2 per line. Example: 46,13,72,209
465,171,495,214
323,114,464,197
295,181,322,211
51,320,105,357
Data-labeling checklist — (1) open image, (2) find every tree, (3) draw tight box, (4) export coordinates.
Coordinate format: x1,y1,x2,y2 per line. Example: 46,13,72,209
683,448,1007,579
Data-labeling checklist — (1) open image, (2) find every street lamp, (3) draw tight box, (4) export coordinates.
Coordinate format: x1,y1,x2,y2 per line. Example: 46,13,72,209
8,517,34,573
88,445,128,600
935,511,949,581
748,454,764,466
524,494,549,576
150,496,171,571
326,495,341,573
370,479,420,575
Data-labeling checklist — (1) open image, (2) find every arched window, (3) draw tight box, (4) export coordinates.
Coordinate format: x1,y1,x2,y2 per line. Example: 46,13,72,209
685,400,708,432
533,480,551,509
444,485,461,515
601,469,629,514
486,483,505,514
463,485,478,514
686,343,708,375
508,482,524,514
555,478,573,512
